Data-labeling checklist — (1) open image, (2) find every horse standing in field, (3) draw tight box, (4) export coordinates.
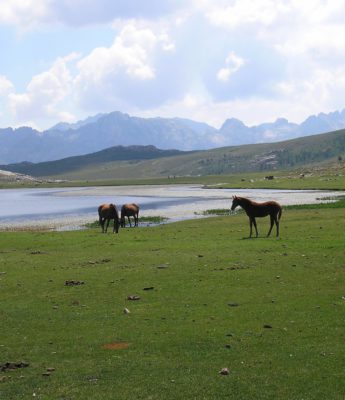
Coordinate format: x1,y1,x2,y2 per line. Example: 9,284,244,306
231,196,282,238
121,203,140,227
98,203,120,233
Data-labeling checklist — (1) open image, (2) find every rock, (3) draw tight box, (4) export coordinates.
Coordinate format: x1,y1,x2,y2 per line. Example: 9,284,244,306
127,295,140,301
123,308,130,314
143,287,154,291
219,367,230,375
263,324,272,329
157,264,169,269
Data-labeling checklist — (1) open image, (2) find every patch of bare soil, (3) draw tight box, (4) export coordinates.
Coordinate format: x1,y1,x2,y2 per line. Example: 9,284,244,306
102,342,130,350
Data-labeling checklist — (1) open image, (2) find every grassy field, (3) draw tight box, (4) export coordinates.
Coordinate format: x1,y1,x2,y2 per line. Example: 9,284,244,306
1,205,345,399
1,159,345,191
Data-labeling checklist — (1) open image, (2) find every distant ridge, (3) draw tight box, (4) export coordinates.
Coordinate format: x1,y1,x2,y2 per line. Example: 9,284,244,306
1,128,345,180
0,145,190,177
1,109,345,164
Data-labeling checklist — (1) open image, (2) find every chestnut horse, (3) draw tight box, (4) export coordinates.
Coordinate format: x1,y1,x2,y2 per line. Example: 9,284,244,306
121,203,140,227
98,203,120,233
231,196,282,238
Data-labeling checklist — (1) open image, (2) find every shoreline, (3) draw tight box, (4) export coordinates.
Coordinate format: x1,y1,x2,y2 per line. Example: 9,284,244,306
1,185,344,232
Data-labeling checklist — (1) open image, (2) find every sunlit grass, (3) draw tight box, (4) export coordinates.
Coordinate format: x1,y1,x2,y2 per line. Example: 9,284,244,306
1,206,345,399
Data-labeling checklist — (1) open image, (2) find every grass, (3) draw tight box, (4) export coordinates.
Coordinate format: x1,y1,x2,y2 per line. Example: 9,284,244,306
1,206,345,399
84,216,168,229
199,209,231,216
1,163,345,191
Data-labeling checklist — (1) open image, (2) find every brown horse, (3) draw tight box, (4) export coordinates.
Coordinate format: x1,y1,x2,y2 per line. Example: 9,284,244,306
98,203,120,233
231,196,282,238
121,203,139,227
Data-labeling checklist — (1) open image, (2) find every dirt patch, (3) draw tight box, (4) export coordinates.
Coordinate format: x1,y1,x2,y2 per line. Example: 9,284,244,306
65,280,85,286
0,362,29,372
102,342,130,350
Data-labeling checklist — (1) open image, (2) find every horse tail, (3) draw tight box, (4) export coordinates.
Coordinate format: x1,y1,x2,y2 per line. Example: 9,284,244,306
98,205,103,224
113,205,120,233
277,206,282,220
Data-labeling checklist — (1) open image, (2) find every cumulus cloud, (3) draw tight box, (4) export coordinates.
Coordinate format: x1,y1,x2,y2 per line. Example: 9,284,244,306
74,23,177,111
8,55,76,124
217,52,245,82
203,0,289,29
0,0,50,29
0,75,14,95
2,0,345,130
77,24,157,81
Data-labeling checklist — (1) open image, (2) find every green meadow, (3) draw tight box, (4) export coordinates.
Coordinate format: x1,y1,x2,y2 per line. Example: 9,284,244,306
1,204,345,399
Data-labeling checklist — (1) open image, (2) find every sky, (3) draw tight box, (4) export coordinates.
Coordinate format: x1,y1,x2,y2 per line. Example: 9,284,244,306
1,0,345,131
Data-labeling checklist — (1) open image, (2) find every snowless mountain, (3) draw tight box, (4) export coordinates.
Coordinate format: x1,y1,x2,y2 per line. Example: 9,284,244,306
1,109,345,164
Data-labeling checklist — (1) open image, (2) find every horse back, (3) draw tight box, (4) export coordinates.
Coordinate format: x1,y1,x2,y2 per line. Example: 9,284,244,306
248,200,282,217
121,203,139,217
99,203,119,219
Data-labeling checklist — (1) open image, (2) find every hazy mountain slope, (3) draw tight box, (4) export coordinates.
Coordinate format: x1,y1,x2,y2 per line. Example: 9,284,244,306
1,109,345,164
0,145,190,177
2,129,345,180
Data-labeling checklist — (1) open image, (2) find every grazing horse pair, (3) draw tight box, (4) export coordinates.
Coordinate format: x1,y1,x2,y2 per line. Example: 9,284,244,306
231,196,282,238
98,204,120,233
121,203,140,228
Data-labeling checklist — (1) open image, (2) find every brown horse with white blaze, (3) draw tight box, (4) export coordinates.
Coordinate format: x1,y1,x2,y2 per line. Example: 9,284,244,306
121,203,140,227
98,203,120,233
231,196,282,238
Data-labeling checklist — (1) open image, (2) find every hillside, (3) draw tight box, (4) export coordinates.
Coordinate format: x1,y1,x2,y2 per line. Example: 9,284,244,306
1,109,345,164
1,129,345,180
0,145,190,178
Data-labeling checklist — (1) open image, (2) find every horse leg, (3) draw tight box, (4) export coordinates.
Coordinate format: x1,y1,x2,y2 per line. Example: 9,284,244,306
128,216,132,227
249,218,253,238
105,218,110,233
276,217,280,237
114,217,119,233
100,218,105,233
267,216,274,237
252,217,258,237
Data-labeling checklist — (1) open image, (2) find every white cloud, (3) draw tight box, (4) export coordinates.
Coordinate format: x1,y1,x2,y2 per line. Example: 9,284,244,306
73,23,178,112
0,75,14,95
0,0,50,29
2,0,345,131
76,24,157,84
217,52,245,82
203,0,289,29
8,55,75,124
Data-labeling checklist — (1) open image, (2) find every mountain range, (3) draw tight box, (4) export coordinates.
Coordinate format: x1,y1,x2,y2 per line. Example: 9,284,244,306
1,109,345,164
2,128,345,180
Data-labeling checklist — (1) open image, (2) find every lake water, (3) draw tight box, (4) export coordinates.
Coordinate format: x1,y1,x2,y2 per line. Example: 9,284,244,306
0,185,344,230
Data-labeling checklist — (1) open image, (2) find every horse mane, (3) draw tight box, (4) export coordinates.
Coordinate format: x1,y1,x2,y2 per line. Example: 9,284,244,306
236,196,252,206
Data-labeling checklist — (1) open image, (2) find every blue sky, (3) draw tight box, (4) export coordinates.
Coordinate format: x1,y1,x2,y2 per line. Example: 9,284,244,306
1,0,345,131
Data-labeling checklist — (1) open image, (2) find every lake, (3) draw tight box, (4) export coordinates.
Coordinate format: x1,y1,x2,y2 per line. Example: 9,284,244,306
0,185,344,230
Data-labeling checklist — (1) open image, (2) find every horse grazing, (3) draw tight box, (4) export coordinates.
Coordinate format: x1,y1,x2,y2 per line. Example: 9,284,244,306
98,203,120,233
121,203,140,227
231,196,282,238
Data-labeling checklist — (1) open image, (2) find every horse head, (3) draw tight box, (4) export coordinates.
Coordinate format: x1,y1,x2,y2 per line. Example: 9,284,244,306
231,195,239,211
